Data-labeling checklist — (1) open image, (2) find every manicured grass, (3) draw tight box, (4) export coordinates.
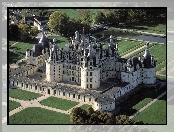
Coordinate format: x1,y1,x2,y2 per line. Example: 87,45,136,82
133,94,166,124
9,100,21,112
9,89,42,101
9,107,70,124
160,69,166,75
134,24,166,34
10,42,33,54
117,39,144,56
48,36,68,48
132,98,153,111
156,75,166,80
149,44,166,66
80,104,91,110
9,51,22,64
40,96,79,111
9,41,17,46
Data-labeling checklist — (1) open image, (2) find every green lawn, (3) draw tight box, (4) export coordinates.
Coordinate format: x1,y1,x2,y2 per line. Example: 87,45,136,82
9,100,21,112
9,51,22,64
9,107,70,124
133,94,166,124
9,41,17,46
10,42,33,54
134,24,166,34
132,98,153,111
9,89,42,101
48,36,68,48
80,104,91,110
40,96,79,111
117,39,144,56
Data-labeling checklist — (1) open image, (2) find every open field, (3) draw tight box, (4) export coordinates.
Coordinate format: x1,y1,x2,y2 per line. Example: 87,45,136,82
80,104,91,110
119,85,166,117
40,96,79,111
133,94,166,124
9,100,21,112
47,35,68,48
116,39,145,56
9,41,17,46
132,24,166,34
10,42,33,54
9,107,70,124
9,89,42,101
132,98,153,111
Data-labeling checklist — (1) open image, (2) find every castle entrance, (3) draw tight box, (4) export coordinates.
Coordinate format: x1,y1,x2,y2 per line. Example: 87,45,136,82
47,89,50,94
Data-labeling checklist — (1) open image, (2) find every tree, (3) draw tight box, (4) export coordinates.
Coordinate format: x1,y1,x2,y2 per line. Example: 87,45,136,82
92,11,105,24
48,11,70,36
30,26,39,38
79,9,91,26
86,106,94,116
18,23,30,36
70,107,88,124
9,24,20,40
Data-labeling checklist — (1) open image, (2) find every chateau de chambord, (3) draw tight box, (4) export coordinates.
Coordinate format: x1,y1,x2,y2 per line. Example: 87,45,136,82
9,29,156,112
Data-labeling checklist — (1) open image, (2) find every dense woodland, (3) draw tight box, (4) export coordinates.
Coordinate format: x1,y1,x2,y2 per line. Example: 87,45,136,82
70,106,146,124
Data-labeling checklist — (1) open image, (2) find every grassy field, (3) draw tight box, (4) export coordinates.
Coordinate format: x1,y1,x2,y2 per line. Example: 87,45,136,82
40,96,79,111
80,104,91,110
116,39,145,56
9,100,21,112
133,94,166,124
10,42,33,54
133,24,166,34
9,89,42,101
9,107,70,124
9,51,22,64
132,98,153,111
9,41,17,46
48,36,68,48
121,42,166,76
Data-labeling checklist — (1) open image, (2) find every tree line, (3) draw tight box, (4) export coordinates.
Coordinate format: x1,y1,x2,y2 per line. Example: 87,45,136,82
70,106,146,124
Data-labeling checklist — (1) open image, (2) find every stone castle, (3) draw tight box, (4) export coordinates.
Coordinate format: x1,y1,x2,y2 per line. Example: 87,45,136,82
10,29,156,112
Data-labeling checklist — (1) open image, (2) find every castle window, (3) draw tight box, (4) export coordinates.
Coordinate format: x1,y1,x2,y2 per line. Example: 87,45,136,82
73,94,75,98
90,72,92,76
90,84,92,88
90,78,92,82
63,92,65,96
87,72,88,76
87,78,88,82
78,95,80,99
89,98,91,101
90,67,92,69
87,84,88,88
90,62,92,65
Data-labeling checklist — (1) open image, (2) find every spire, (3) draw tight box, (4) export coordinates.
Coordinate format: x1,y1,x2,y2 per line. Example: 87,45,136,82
146,42,150,49
110,35,113,43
